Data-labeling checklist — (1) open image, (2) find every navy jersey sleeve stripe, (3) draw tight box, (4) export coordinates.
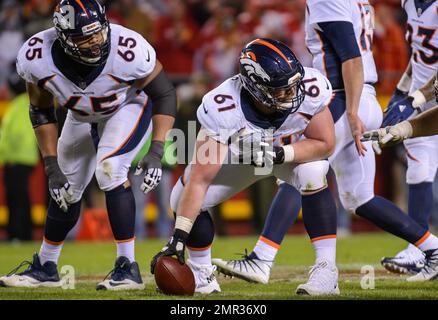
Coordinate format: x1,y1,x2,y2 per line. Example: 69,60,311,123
317,21,361,63
315,29,344,90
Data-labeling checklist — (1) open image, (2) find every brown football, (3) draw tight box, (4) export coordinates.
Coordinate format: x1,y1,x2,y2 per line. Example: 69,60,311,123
154,256,195,296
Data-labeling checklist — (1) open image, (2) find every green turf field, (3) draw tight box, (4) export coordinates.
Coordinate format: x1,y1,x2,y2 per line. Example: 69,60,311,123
0,233,437,300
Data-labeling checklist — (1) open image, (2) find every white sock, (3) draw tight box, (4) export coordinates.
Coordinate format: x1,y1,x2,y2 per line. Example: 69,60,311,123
116,238,135,262
312,237,336,265
188,246,211,266
39,238,63,265
253,236,279,268
417,232,438,252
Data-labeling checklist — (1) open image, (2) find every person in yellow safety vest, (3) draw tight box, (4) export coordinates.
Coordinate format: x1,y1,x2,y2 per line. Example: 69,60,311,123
0,72,39,241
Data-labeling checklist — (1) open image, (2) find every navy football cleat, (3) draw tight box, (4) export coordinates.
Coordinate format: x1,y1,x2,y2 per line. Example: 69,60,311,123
0,253,61,288
96,256,145,291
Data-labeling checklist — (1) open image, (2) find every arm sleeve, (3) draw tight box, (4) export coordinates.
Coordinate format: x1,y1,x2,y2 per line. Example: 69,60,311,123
142,70,177,117
318,21,361,63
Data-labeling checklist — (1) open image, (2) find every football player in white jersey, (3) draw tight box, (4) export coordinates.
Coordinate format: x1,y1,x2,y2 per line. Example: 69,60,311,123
150,38,340,294
0,0,176,290
376,0,438,275
211,0,438,294
363,71,438,144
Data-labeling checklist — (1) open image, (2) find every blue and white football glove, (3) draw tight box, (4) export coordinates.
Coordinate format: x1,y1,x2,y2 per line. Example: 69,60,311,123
135,140,164,194
382,95,419,127
387,88,408,109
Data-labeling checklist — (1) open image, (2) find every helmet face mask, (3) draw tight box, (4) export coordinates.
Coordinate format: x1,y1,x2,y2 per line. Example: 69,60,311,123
53,0,111,66
239,38,305,113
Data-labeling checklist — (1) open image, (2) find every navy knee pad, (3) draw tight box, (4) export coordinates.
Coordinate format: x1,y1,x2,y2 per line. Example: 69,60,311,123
105,184,136,241
187,211,215,249
44,199,81,243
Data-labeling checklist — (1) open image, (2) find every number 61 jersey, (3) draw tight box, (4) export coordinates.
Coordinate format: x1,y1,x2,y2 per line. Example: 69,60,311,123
197,67,333,156
16,24,156,122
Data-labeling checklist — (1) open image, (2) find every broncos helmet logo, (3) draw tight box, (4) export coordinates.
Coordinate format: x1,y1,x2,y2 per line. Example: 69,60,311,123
54,4,76,30
240,57,271,83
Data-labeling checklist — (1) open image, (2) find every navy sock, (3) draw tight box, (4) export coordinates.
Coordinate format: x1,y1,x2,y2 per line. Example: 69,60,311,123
105,185,136,241
260,183,301,245
187,211,215,249
44,199,81,243
408,182,433,230
356,196,427,244
302,188,337,240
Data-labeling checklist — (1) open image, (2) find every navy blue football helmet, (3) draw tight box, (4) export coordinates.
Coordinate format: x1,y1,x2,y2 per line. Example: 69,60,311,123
239,38,305,113
53,0,110,65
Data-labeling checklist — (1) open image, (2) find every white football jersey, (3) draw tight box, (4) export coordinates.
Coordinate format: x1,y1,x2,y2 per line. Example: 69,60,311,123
305,0,377,88
197,67,332,156
403,0,438,93
16,24,156,122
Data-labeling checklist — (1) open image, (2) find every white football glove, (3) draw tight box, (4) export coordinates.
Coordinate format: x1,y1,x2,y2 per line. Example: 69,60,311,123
49,183,74,213
252,142,295,167
361,121,413,154
135,141,164,194
44,156,74,212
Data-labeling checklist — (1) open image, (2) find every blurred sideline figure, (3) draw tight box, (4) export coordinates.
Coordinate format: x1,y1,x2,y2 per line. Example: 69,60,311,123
0,65,39,241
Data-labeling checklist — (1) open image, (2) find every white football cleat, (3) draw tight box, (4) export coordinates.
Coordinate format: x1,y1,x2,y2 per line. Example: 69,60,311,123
187,259,221,294
296,260,340,296
212,253,271,284
407,248,438,282
381,244,425,275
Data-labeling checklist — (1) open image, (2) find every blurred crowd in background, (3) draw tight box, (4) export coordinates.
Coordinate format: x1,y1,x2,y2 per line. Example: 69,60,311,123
1,0,437,241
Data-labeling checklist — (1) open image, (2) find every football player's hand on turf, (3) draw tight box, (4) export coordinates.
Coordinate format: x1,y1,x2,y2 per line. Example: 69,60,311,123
347,113,367,156
361,121,413,154
44,156,73,212
135,140,164,194
150,229,188,274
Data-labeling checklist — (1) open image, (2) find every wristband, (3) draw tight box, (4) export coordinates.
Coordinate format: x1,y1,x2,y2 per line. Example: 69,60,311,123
175,216,194,234
43,156,60,176
149,140,164,159
282,144,295,163
411,90,426,110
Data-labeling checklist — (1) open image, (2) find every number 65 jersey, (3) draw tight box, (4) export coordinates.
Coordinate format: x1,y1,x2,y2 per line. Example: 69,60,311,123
197,67,333,155
16,23,156,123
